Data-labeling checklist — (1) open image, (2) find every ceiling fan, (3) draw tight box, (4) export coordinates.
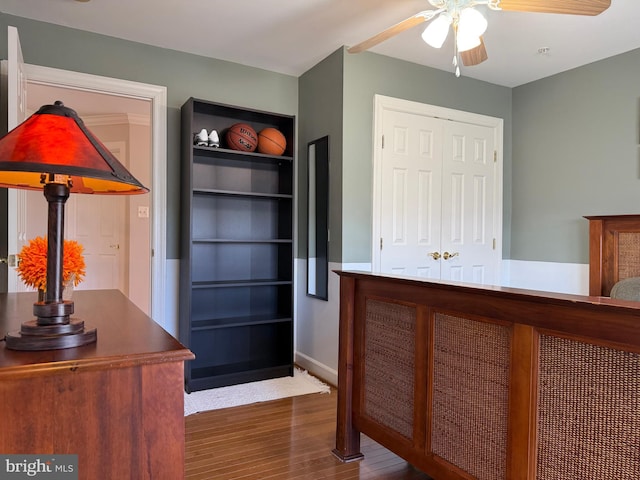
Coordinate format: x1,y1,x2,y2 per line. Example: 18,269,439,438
348,0,612,77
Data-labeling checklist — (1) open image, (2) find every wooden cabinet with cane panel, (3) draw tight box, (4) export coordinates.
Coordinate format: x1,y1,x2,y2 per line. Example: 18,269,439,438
585,214,640,296
179,97,295,392
334,271,640,479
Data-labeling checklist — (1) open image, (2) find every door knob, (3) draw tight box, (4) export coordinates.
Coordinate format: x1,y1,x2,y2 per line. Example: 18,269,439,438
443,251,459,260
428,251,441,260
0,254,17,267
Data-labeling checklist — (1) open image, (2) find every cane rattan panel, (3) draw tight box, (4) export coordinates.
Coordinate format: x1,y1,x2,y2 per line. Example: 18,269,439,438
363,299,416,440
617,232,640,280
586,215,640,295
537,335,640,480
431,313,510,480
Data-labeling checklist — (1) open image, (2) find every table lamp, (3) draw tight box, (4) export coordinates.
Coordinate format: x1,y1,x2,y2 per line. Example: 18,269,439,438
0,101,148,350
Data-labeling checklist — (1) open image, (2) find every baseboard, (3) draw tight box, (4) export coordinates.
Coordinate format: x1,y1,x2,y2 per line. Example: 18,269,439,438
295,351,338,387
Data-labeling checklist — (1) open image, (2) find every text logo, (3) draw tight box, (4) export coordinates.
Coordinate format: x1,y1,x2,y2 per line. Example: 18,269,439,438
0,455,77,480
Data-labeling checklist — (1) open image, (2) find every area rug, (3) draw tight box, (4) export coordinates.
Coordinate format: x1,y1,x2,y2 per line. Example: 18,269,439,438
184,368,330,416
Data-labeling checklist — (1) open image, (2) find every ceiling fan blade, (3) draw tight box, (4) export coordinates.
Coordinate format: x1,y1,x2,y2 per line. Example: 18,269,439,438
460,38,488,67
348,12,432,54
497,0,610,15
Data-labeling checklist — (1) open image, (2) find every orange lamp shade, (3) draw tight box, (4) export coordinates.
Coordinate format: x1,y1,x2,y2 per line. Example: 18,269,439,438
0,101,148,194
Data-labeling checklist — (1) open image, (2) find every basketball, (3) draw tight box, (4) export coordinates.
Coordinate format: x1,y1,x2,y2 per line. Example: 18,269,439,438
226,123,258,152
257,128,287,156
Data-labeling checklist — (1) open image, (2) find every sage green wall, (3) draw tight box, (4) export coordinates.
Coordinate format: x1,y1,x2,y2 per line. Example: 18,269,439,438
341,49,513,263
512,48,640,264
0,14,298,260
297,49,343,262
5,13,639,268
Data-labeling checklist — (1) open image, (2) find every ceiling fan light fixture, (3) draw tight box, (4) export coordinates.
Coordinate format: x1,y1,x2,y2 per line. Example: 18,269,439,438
457,32,481,52
458,7,488,38
348,0,612,79
422,13,452,49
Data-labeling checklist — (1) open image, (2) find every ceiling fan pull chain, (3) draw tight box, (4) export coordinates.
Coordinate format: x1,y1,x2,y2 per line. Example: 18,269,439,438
453,54,460,76
453,24,461,77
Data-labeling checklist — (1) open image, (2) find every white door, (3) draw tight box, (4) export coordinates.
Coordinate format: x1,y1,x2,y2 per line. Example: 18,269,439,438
64,142,126,292
379,109,444,279
440,121,497,284
375,96,502,286
65,196,125,291
4,26,28,292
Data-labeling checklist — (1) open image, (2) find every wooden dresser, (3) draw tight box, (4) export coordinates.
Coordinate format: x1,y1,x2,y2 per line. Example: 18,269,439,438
0,290,194,479
585,214,640,296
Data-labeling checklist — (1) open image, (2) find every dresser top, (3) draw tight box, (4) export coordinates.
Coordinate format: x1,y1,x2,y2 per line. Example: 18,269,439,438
0,289,193,376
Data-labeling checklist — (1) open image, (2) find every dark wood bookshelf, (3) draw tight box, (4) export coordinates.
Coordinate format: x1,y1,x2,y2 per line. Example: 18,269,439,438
179,97,295,392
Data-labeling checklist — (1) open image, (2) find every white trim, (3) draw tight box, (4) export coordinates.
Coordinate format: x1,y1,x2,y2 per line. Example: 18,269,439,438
295,351,338,387
340,262,372,272
375,94,506,126
502,260,589,296
83,113,151,127
24,64,168,329
371,94,504,277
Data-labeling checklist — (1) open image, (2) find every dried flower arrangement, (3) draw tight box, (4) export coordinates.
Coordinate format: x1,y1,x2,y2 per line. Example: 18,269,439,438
16,236,86,291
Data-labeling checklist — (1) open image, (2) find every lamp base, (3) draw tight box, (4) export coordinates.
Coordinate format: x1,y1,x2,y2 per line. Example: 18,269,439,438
5,299,97,351
5,319,97,350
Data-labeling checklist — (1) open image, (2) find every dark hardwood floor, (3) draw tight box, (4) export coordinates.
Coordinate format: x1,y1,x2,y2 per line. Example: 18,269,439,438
185,388,432,479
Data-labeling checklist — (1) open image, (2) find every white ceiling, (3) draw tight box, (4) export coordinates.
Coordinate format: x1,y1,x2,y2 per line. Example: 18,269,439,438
2,0,640,87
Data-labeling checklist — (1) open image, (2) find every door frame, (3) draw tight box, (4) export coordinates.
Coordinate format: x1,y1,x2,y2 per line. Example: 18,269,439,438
372,94,504,274
23,64,168,328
